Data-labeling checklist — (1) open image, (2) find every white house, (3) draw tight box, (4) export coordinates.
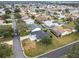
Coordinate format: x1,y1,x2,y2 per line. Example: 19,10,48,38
0,20,4,25
58,14,66,19
0,8,5,16
24,18,35,25
61,31,72,36
43,20,53,27
42,20,59,28
32,28,41,32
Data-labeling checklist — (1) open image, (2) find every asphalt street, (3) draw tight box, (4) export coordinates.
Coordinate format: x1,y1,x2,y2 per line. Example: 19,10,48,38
38,41,79,58
12,11,25,58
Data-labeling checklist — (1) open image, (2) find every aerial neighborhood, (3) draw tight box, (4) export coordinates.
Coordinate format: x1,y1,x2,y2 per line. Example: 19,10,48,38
0,1,79,58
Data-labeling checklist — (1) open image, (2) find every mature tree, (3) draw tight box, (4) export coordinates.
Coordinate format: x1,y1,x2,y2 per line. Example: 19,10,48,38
17,20,29,36
5,8,11,14
35,9,39,13
3,14,11,19
75,18,79,32
66,17,73,22
14,13,21,19
0,43,12,58
31,15,35,19
0,25,13,38
65,8,70,13
40,36,52,45
67,44,79,58
54,12,57,15
14,8,20,13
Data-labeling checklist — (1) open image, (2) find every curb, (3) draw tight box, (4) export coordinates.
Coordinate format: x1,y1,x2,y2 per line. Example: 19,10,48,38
34,40,79,58
19,37,28,58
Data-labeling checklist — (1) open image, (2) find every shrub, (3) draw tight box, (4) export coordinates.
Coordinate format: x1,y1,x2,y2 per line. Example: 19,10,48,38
0,43,12,58
40,36,52,45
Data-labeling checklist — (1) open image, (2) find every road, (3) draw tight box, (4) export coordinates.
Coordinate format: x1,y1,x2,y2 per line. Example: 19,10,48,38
38,41,79,58
12,8,25,58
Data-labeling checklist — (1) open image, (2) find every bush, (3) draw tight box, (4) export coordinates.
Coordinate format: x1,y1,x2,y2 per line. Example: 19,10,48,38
0,43,12,58
31,15,35,19
67,44,79,58
3,14,11,19
5,20,12,23
14,13,21,19
75,18,79,32
0,25,13,38
14,8,20,13
40,36,52,45
5,8,11,14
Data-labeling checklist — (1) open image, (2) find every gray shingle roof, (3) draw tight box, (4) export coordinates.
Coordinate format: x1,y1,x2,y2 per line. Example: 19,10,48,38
31,30,49,39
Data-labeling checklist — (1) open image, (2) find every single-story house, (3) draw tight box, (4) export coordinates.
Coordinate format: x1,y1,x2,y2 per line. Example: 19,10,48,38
0,8,5,16
27,24,41,32
29,30,49,41
42,20,60,29
23,18,35,25
0,16,4,25
21,16,29,20
58,14,66,19
51,26,73,37
0,20,4,25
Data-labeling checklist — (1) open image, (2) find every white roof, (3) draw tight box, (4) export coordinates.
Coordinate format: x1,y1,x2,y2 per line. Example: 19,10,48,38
43,20,53,27
32,28,41,32
22,16,28,20
62,31,72,36
43,20,59,27
53,23,59,27
59,14,65,19
0,9,5,16
29,35,37,41
24,18,35,24
0,20,4,25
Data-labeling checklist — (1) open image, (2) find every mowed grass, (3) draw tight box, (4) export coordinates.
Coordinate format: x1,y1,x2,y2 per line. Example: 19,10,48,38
22,32,79,57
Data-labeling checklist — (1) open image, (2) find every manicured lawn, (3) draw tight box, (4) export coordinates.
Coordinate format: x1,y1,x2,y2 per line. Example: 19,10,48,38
22,32,79,57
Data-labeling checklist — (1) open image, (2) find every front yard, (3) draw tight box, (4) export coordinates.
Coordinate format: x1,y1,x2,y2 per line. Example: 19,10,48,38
22,32,79,57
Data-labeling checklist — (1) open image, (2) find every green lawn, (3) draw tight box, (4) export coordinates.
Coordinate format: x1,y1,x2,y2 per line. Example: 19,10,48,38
22,32,79,57
67,21,76,27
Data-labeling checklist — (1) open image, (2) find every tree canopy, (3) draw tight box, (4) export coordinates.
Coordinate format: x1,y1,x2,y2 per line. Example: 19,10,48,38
40,36,52,45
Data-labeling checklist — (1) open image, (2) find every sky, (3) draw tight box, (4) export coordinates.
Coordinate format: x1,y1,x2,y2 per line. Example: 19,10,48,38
0,0,79,1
